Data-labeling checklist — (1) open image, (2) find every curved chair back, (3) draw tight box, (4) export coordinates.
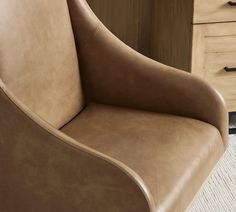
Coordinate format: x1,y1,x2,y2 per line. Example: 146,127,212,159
0,0,84,128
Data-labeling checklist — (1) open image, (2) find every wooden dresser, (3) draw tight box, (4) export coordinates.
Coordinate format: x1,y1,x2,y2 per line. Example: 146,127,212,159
152,0,236,112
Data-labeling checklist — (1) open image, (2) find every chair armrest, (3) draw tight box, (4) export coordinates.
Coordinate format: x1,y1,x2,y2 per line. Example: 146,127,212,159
68,0,228,146
0,81,154,212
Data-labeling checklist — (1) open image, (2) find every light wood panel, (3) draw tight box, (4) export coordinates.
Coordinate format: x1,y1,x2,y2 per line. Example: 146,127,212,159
192,22,236,75
205,52,236,77
151,0,193,71
192,22,236,111
87,0,152,57
194,0,236,24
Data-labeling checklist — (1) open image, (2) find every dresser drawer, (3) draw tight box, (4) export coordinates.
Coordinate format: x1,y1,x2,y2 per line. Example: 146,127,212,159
194,0,236,23
192,22,236,111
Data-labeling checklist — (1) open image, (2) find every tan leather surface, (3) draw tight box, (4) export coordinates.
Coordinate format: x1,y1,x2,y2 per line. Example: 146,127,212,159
0,0,228,211
68,0,228,146
61,103,225,211
0,85,153,212
0,0,84,128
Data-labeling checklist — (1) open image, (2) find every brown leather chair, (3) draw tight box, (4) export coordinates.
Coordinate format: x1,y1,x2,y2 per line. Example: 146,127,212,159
0,0,228,211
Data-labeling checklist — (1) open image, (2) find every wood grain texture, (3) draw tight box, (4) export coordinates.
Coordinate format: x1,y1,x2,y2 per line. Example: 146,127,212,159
151,0,193,71
194,0,236,24
87,0,152,57
192,22,236,111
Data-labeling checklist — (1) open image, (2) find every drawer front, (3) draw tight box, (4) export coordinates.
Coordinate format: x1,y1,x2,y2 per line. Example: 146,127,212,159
194,0,236,23
192,22,236,111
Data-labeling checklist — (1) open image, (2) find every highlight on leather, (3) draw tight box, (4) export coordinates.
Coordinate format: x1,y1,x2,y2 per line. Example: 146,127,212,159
0,0,228,211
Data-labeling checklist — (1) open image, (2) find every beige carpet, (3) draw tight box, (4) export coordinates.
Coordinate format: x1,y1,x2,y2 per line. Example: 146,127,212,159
189,135,236,212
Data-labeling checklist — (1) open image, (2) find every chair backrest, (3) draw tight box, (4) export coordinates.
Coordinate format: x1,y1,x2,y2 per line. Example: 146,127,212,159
0,0,84,128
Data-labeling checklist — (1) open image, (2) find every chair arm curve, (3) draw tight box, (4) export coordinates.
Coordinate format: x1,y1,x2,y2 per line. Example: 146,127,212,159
68,0,228,147
0,81,155,212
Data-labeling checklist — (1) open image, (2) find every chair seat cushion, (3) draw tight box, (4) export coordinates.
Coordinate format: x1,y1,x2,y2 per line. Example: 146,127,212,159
61,103,225,211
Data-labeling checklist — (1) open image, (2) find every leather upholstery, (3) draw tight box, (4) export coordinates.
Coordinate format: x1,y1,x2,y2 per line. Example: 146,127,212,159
0,85,152,212
0,0,228,211
68,0,228,146
0,0,84,128
61,103,225,211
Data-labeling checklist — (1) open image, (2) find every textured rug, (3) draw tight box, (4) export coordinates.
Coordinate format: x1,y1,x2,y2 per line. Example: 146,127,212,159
189,135,236,212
